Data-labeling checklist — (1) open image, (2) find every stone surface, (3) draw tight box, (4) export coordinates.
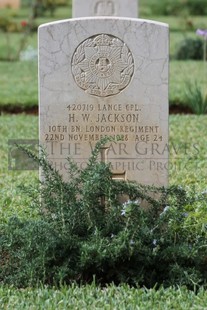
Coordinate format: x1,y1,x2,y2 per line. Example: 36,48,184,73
0,0,20,8
72,0,138,18
39,17,169,187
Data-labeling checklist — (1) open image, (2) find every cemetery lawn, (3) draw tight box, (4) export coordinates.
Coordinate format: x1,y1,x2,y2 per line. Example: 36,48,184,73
0,284,207,309
0,62,38,109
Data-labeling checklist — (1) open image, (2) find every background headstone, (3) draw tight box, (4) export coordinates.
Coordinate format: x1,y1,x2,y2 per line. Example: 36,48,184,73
72,0,138,18
0,0,20,8
39,17,169,187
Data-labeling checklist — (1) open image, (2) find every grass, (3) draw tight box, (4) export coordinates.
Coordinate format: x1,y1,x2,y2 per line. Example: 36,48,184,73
0,32,37,61
169,115,207,188
0,62,38,108
0,284,207,309
170,61,206,105
0,115,38,222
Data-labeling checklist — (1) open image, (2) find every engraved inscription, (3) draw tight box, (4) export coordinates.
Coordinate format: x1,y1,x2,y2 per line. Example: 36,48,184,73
94,1,116,16
44,104,163,145
72,34,134,97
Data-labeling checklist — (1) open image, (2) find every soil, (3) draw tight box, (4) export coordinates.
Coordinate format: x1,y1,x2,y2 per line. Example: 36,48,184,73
0,106,38,115
0,105,193,116
169,105,193,114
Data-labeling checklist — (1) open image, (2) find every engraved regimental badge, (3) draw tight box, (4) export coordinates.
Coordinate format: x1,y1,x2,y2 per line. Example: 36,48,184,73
72,34,134,97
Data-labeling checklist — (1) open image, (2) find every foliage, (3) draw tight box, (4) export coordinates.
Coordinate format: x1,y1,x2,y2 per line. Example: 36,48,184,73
169,60,206,106
0,138,207,288
0,10,35,34
32,0,55,18
148,0,183,16
147,0,207,16
0,9,36,61
175,38,204,60
32,0,70,17
0,284,207,309
185,0,207,15
0,16,20,33
21,0,70,9
184,81,207,114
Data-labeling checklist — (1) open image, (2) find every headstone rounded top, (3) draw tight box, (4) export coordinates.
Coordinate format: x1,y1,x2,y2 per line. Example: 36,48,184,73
71,33,134,97
39,17,169,30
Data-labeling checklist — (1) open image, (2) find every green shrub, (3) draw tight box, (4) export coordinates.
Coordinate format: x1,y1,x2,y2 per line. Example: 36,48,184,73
55,0,70,6
149,0,207,16
185,0,207,15
31,0,70,17
0,15,22,33
184,81,207,114
175,38,204,60
148,0,181,15
0,9,37,60
0,138,207,288
22,0,70,8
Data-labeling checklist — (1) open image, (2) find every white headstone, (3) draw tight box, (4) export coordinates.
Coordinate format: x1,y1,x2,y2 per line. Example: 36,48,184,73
39,17,169,187
72,0,138,18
